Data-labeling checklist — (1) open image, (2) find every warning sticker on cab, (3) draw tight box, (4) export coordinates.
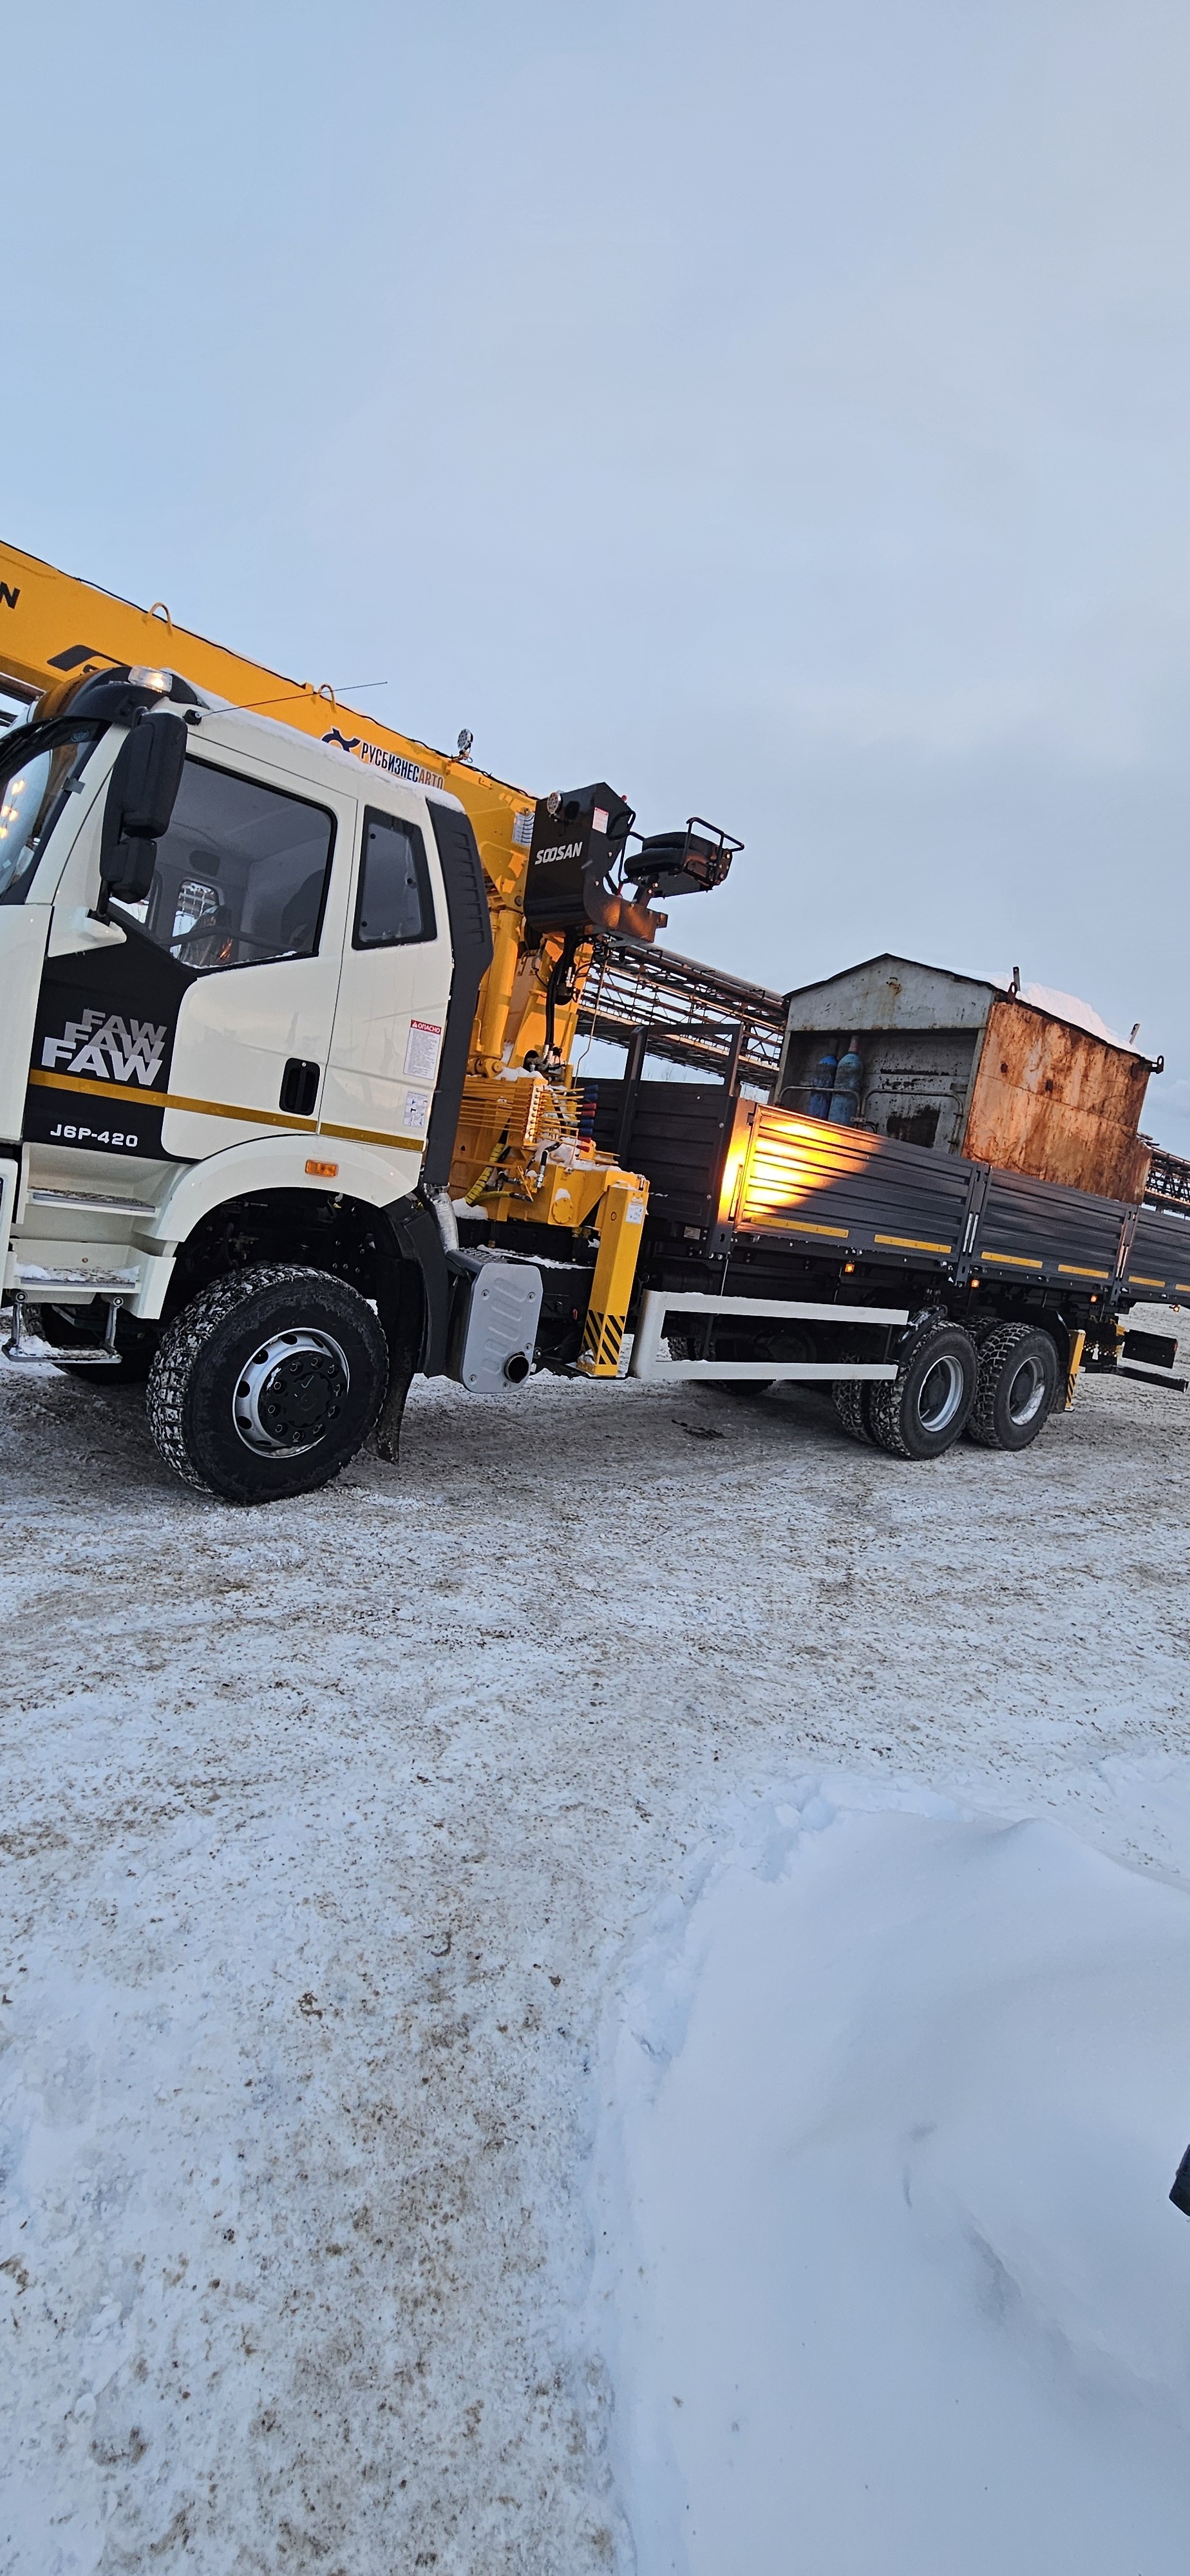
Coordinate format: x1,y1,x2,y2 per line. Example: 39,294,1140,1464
404,1020,442,1080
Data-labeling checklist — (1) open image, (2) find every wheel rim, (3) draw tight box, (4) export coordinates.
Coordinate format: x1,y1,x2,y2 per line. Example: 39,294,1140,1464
916,1352,966,1434
1006,1354,1048,1426
232,1328,350,1456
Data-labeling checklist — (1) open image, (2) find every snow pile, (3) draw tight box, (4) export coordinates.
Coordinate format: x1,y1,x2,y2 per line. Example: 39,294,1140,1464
592,1781,1190,2575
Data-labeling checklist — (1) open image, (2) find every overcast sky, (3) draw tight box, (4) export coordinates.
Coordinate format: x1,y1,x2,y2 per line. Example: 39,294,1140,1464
6,1,1189,1136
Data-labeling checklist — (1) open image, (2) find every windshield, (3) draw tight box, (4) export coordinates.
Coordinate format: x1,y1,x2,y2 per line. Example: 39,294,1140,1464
0,720,102,904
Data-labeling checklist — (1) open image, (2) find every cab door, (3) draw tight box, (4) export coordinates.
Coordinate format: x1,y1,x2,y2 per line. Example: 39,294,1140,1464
321,795,452,1159
24,733,355,1171
147,744,354,1160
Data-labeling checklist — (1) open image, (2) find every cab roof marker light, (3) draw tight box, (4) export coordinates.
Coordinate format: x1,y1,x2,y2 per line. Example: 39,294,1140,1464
128,666,171,692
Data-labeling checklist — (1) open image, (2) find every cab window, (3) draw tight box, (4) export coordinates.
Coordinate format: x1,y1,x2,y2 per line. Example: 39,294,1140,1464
353,807,436,948
113,756,334,971
0,721,102,905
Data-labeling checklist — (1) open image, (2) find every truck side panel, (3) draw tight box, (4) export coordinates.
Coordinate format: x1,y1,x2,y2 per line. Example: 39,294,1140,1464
976,1166,1131,1289
590,1083,737,1236
732,1103,976,1267
592,1079,1180,1309
596,1084,976,1270
1126,1205,1190,1301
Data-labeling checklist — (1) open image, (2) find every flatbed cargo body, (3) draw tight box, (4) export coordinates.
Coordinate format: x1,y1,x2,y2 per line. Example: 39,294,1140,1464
589,1081,1190,1312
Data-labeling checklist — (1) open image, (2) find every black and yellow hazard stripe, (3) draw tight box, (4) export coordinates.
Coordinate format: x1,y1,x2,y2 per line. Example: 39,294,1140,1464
580,1309,625,1374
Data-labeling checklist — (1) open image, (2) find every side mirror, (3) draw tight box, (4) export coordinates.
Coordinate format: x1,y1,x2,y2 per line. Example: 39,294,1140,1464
100,712,187,905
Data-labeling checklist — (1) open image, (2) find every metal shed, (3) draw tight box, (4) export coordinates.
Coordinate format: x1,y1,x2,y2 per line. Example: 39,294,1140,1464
777,954,1157,1203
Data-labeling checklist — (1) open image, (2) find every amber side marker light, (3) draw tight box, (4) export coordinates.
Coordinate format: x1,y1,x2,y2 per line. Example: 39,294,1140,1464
306,1159,339,1179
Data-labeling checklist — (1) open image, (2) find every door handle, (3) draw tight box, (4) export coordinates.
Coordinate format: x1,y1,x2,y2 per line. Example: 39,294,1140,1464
280,1059,320,1117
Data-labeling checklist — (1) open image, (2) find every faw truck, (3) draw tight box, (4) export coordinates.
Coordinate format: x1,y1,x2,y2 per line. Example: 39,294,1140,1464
0,540,1185,1502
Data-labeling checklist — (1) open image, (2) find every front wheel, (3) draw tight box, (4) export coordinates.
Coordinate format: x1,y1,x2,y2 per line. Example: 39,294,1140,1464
146,1265,389,1502
867,1321,978,1461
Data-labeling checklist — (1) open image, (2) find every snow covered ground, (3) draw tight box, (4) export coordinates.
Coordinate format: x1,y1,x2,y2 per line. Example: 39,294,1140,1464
1,1320,1188,2573
592,1781,1190,2575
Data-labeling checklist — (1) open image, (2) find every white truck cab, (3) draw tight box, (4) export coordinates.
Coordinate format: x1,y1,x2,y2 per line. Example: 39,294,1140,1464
0,663,518,1499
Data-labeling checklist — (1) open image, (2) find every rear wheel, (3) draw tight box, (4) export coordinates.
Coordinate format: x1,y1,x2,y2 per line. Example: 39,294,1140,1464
146,1264,389,1502
965,1322,1059,1452
867,1320,978,1461
832,1379,879,1444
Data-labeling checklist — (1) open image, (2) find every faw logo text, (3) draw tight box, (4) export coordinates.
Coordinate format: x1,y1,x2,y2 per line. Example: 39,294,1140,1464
535,840,583,867
41,1009,167,1086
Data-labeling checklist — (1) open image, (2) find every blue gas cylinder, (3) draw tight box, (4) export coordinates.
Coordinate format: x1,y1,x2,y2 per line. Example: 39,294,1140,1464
807,1050,837,1120
829,1040,864,1124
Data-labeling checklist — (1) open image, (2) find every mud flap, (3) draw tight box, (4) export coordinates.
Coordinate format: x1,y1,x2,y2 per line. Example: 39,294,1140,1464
372,1257,424,1467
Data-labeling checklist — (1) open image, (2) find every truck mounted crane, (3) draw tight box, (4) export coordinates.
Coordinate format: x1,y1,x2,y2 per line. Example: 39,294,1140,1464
0,537,1184,1502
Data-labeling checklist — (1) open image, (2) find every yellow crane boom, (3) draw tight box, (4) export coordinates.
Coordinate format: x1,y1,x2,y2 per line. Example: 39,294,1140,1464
0,534,576,1083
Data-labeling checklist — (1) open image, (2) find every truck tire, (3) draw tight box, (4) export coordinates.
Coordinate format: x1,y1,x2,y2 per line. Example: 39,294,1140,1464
867,1320,977,1461
146,1265,389,1503
832,1380,878,1444
965,1322,1059,1452
27,1299,158,1385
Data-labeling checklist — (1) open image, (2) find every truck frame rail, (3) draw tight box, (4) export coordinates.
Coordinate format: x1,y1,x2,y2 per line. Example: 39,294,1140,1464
629,1291,908,1382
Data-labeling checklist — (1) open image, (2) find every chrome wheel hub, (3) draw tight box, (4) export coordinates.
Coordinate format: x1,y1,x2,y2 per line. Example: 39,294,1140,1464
917,1352,966,1434
1007,1355,1048,1427
232,1328,350,1455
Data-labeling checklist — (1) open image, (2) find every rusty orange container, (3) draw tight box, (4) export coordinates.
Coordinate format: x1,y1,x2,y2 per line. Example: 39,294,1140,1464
963,994,1151,1200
